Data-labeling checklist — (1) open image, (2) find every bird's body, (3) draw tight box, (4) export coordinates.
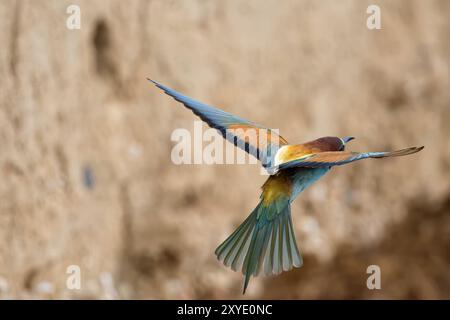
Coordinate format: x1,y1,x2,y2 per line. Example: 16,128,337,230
148,79,424,294
285,167,330,202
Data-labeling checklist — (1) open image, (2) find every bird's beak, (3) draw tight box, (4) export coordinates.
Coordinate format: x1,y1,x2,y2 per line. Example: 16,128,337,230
343,136,355,144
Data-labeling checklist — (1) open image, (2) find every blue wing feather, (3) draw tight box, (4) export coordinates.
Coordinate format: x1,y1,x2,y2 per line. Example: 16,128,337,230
148,79,288,168
148,79,254,133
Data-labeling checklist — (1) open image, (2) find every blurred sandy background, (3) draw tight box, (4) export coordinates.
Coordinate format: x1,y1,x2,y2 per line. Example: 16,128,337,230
0,0,449,299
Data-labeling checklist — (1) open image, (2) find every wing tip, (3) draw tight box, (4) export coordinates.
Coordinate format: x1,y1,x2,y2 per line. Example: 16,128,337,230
404,145,425,155
375,145,425,158
147,78,175,97
147,77,161,88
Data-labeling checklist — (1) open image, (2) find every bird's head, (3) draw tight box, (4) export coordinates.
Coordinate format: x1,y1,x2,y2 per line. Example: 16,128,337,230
340,136,355,150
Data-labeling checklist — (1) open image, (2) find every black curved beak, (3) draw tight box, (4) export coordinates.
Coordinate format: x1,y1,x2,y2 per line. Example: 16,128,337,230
343,136,355,143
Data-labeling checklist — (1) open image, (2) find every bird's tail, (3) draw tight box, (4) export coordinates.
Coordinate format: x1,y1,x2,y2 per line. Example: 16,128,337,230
215,200,302,294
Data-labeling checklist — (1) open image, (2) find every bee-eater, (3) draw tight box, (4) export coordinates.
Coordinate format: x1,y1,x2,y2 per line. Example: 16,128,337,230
148,79,424,294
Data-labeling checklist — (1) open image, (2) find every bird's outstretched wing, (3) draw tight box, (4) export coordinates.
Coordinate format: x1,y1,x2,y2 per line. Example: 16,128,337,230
276,146,424,170
148,79,288,168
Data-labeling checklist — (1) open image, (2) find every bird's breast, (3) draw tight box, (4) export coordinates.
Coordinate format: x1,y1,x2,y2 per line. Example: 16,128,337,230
289,167,330,201
260,167,329,205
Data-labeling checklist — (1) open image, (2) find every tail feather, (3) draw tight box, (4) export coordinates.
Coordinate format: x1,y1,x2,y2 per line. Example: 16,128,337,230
215,201,302,294
215,207,257,271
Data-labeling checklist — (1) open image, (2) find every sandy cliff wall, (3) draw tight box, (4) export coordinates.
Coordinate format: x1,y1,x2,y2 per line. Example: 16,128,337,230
0,0,449,298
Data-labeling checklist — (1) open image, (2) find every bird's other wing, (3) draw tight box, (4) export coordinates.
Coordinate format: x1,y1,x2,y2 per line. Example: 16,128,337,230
148,79,288,168
276,146,424,170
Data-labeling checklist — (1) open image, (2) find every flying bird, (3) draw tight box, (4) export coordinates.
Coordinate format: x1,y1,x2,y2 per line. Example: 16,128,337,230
148,79,424,294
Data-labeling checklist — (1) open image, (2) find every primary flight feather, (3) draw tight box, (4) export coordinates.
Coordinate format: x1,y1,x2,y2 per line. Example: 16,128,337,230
148,79,424,294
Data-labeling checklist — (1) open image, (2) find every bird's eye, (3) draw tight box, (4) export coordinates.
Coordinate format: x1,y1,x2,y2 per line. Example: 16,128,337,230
339,145,345,151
